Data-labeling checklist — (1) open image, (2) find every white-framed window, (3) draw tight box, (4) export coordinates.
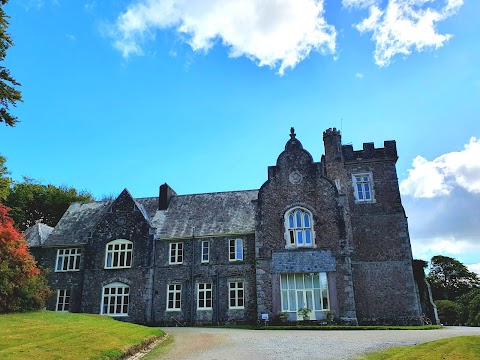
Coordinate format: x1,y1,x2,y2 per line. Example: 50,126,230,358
169,242,183,264
280,273,329,320
197,283,212,310
201,241,209,263
285,207,314,247
353,173,374,202
229,239,243,261
105,239,133,269
101,282,129,316
55,248,81,272
167,284,182,311
228,281,244,309
56,289,70,312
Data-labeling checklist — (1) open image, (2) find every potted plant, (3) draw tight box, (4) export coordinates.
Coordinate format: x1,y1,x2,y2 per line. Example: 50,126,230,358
326,310,335,323
276,311,289,324
298,308,312,321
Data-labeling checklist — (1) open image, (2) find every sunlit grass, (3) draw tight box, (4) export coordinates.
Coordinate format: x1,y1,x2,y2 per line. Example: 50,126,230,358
0,311,163,360
358,336,480,360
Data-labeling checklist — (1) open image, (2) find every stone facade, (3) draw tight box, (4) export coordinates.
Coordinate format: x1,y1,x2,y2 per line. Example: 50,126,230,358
27,128,422,325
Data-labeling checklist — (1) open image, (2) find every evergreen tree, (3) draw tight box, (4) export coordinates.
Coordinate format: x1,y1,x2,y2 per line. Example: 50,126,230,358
0,0,22,127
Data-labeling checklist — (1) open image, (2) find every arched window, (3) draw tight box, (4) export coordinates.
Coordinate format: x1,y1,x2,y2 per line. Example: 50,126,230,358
285,207,314,247
101,282,129,316
105,239,133,269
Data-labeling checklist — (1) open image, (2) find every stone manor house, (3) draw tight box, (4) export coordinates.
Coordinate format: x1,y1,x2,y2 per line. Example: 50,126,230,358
26,128,422,325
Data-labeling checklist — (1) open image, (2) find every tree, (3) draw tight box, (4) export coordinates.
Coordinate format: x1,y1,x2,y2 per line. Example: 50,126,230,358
427,255,480,301
457,288,480,326
0,155,11,200
0,0,22,127
4,178,94,231
0,204,50,312
435,300,460,325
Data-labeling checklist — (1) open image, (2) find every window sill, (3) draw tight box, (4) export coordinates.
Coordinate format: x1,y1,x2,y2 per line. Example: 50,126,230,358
104,266,133,270
55,269,81,272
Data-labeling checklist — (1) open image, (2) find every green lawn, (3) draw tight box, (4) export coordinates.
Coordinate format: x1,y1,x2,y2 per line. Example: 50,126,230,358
358,336,480,360
0,311,164,360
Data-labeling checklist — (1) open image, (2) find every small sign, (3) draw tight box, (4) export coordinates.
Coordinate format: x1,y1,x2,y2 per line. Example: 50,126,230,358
261,313,269,320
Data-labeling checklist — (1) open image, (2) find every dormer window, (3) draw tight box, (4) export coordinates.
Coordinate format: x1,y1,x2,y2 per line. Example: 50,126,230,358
285,207,314,248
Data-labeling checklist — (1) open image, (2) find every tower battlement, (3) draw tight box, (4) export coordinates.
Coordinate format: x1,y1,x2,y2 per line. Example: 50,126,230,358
342,140,397,161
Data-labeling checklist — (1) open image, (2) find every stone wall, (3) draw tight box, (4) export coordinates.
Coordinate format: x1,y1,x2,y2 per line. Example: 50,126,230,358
152,234,257,325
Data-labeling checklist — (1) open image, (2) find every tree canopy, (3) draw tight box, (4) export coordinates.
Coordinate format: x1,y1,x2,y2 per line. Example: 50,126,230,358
0,0,22,127
4,178,94,231
427,255,480,301
0,204,50,312
0,155,10,200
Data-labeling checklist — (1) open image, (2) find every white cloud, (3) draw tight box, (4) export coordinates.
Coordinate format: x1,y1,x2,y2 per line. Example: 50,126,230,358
468,263,480,275
355,72,364,78
401,138,480,269
66,34,76,41
400,137,480,198
109,0,336,75
342,0,464,66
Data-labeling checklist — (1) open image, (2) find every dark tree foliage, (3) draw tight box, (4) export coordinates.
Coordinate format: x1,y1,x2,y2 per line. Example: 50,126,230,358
0,204,51,312
457,288,480,326
427,255,480,301
4,178,94,230
0,155,10,200
0,0,22,127
435,299,460,325
412,259,432,316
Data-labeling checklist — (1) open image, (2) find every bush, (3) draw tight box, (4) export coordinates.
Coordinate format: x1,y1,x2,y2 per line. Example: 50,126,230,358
0,205,51,312
435,300,460,325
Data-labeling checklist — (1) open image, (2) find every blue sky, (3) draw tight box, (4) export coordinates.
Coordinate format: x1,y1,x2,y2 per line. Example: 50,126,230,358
2,0,479,272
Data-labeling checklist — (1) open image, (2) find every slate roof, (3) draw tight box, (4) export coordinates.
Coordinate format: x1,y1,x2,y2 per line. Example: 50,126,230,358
44,201,113,246
24,223,54,247
152,190,258,239
25,189,258,246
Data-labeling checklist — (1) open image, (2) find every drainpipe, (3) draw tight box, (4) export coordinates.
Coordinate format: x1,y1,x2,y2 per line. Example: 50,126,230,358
190,227,195,325
150,231,156,324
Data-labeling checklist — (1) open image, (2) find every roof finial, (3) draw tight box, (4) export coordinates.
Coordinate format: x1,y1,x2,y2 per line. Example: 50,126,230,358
290,127,296,139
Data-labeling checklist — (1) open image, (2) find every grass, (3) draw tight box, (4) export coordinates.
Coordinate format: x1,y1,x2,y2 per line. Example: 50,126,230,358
358,336,480,360
0,311,164,360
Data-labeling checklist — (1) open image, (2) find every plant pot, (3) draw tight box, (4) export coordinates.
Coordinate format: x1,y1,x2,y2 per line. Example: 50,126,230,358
327,314,334,322
303,315,310,321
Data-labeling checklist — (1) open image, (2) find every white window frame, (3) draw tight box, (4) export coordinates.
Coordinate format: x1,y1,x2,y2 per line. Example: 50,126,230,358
169,242,183,264
56,289,71,312
104,239,133,269
197,283,212,310
101,282,129,317
280,273,329,320
229,239,243,261
201,241,209,263
55,248,81,272
284,207,315,248
228,281,245,309
352,173,375,203
167,284,182,311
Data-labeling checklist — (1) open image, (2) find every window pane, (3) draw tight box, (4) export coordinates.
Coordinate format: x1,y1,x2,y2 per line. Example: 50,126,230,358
314,289,321,310
297,230,303,244
304,214,310,228
288,214,294,228
305,230,311,244
296,211,302,228
313,273,320,288
320,273,328,288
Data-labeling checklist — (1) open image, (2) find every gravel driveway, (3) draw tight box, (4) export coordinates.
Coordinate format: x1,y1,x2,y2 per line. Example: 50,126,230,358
156,326,480,360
